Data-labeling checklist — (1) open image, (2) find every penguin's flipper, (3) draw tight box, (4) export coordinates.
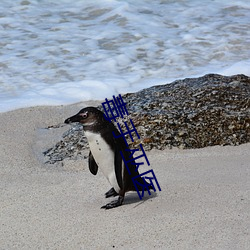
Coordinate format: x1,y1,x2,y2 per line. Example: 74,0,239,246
105,187,118,198
88,151,98,175
101,196,124,209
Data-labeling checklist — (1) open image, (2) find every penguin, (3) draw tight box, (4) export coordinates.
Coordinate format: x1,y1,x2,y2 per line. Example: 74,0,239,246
64,107,152,209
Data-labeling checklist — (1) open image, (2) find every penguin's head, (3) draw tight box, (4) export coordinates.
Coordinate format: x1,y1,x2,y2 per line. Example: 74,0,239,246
65,107,107,128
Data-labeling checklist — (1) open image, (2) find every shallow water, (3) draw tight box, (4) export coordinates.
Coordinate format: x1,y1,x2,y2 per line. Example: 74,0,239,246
0,0,249,112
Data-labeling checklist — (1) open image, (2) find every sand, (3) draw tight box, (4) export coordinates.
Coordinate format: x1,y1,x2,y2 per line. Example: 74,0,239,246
0,103,249,250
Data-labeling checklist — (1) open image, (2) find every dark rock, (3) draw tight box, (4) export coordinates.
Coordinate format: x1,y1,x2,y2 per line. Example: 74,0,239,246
43,74,250,164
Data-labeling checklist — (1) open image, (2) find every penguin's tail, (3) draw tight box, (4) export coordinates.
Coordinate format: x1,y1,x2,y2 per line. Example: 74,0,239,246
132,176,154,192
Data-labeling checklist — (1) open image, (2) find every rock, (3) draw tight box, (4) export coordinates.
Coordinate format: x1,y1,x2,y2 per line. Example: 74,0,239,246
43,74,250,164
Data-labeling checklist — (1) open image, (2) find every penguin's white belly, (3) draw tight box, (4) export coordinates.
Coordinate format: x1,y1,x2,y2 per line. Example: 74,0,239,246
85,131,120,193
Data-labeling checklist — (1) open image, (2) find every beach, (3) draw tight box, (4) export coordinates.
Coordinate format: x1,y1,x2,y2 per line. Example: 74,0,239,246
0,103,249,249
1,0,250,248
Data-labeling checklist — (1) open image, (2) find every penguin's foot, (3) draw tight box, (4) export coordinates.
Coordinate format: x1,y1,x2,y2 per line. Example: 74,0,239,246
101,196,124,209
105,187,118,198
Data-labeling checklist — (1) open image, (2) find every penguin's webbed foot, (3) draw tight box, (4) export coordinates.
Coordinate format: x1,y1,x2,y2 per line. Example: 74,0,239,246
101,196,124,209
105,187,118,198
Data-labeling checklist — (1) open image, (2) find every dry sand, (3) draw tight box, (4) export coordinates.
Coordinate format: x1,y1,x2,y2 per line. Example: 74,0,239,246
0,102,249,250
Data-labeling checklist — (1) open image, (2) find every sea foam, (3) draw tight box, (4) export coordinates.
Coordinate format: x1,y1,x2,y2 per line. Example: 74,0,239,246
0,0,249,112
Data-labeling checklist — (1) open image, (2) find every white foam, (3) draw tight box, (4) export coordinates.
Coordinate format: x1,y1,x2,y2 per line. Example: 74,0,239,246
0,0,250,112
218,60,250,76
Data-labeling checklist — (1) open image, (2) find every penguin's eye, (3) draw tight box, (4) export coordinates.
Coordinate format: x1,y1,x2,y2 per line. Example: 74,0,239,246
79,112,88,119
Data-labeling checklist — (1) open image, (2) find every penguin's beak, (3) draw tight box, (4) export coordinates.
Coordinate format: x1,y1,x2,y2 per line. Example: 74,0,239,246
64,114,81,124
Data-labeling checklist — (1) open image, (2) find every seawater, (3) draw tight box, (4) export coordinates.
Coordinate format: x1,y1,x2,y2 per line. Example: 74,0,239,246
0,0,249,112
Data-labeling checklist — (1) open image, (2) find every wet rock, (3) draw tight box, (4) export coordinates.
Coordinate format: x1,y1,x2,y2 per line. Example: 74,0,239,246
43,74,250,164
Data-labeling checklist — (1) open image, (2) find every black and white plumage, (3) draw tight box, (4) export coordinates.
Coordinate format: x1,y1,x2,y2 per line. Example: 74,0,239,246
65,107,152,209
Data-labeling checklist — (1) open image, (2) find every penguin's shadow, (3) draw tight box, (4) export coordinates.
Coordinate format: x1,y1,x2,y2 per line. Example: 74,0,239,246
122,191,158,208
